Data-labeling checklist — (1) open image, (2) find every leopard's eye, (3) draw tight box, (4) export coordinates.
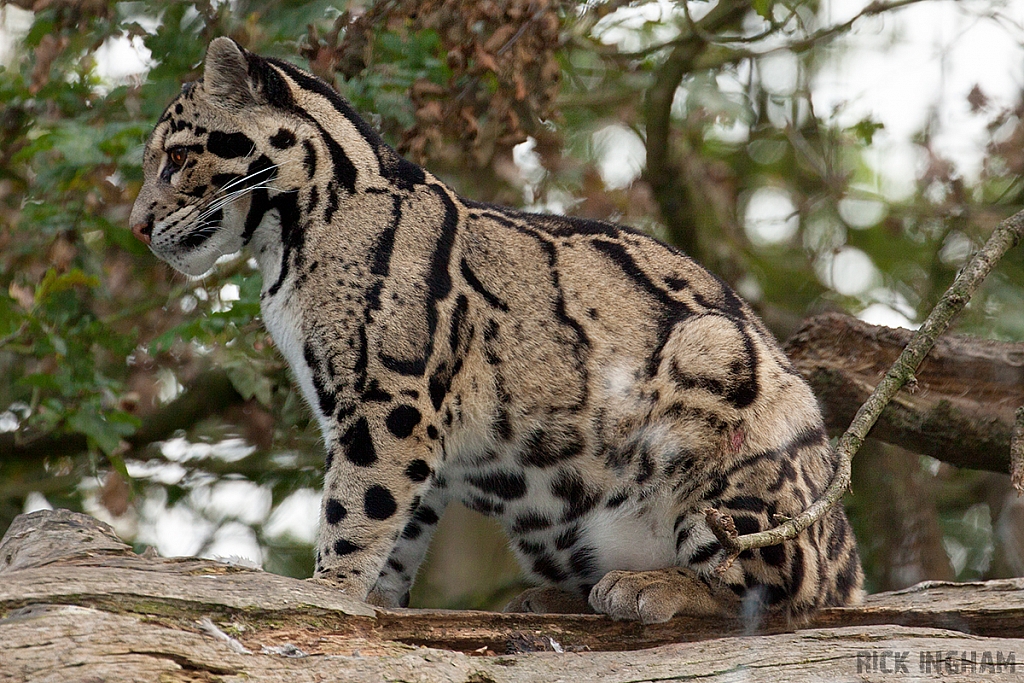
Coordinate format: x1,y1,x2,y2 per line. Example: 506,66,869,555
167,147,188,167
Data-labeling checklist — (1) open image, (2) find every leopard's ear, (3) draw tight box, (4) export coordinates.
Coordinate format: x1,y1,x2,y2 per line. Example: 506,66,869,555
203,37,256,108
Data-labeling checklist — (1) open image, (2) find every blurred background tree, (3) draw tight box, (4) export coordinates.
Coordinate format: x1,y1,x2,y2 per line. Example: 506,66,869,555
1,0,1022,609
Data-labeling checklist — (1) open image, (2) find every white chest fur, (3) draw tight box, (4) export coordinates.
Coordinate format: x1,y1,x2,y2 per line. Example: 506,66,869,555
260,285,333,442
252,216,333,444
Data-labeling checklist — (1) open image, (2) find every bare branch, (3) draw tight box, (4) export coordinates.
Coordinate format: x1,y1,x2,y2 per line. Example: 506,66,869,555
758,0,929,55
708,207,1024,557
0,368,246,462
620,0,930,62
1013,406,1024,494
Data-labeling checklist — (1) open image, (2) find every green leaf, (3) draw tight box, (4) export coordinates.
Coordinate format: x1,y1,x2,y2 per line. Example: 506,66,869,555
48,333,68,358
753,0,774,20
34,268,100,306
225,360,274,407
20,373,62,392
107,451,132,484
24,17,56,48
67,407,137,456
0,291,22,338
849,118,885,145
149,318,205,353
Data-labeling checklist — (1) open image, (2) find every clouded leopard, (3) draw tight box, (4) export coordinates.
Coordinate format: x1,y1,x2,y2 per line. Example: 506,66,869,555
130,37,862,623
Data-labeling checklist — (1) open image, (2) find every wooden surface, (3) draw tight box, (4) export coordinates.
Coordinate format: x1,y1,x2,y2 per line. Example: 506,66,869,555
2,509,1023,682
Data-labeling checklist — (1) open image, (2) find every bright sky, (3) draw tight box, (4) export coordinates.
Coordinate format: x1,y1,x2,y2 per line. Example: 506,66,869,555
5,0,1024,561
819,0,1024,187
579,0,1023,328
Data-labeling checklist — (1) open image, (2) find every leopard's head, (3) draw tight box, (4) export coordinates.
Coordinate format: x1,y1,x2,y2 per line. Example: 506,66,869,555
129,37,313,276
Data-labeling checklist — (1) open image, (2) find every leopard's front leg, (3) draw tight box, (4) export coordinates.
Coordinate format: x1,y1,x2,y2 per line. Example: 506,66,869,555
313,411,439,605
366,483,450,607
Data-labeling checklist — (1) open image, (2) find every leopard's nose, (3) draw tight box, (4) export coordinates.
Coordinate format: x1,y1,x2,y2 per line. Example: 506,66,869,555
131,215,154,245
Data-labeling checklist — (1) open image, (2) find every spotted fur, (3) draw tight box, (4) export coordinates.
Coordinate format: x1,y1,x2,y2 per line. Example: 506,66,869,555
130,38,863,623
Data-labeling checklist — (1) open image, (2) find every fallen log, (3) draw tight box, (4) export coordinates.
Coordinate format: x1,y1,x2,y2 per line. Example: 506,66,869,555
1,509,1022,682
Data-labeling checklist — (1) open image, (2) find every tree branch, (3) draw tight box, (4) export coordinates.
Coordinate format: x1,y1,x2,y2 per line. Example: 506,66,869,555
619,0,930,62
785,312,1023,474
641,0,934,275
708,207,1024,561
129,368,244,446
0,368,245,462
644,0,748,263
6,509,1024,676
1013,406,1024,494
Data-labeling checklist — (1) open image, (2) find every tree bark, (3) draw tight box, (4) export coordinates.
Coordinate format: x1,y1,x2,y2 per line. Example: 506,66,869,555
785,312,1024,474
2,509,1023,682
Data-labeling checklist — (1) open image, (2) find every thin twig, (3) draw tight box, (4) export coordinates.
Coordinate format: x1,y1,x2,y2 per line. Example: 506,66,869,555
616,0,929,61
0,321,28,350
707,207,1024,560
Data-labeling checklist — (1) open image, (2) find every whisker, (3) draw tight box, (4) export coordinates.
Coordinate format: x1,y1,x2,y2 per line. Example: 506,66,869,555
174,158,305,231
196,177,301,222
191,158,300,220
208,157,299,198
194,182,281,222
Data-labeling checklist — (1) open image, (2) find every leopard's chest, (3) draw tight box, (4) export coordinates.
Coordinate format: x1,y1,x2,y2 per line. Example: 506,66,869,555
260,282,334,441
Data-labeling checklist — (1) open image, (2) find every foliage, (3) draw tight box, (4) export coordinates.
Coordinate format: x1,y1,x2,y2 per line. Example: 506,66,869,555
1,0,1022,606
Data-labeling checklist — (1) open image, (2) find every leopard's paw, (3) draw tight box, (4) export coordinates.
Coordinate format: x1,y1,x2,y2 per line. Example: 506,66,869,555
589,567,729,624
306,576,344,589
367,585,409,608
